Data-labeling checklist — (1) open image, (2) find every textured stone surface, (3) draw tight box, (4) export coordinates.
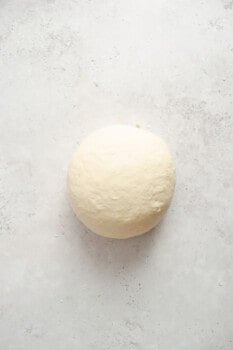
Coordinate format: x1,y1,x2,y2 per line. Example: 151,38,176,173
0,1,233,349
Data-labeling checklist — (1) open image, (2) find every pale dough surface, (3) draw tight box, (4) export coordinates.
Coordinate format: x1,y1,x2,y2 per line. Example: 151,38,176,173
67,125,176,238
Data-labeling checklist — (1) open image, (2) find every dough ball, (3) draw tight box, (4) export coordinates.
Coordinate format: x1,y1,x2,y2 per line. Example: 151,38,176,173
67,125,176,239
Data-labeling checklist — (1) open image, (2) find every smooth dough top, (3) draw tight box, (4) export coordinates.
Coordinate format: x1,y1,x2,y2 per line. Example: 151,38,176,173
67,125,176,239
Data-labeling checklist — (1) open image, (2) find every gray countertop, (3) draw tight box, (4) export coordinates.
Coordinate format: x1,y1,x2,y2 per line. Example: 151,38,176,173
0,1,233,349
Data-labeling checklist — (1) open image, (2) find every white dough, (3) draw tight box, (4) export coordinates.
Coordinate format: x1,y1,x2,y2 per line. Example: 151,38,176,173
67,125,176,239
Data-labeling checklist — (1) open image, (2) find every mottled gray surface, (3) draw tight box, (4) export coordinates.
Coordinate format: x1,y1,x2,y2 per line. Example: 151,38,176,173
0,1,233,349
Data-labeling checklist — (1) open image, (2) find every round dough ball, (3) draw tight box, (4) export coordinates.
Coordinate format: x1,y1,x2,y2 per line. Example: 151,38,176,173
67,125,176,239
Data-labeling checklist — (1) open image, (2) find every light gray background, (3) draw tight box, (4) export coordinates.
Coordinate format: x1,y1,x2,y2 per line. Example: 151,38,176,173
0,1,233,349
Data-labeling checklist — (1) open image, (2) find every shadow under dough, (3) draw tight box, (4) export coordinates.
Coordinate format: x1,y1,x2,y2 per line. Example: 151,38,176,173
64,203,167,272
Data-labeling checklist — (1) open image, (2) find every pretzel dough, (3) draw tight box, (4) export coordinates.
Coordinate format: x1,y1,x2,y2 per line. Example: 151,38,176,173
67,125,175,239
